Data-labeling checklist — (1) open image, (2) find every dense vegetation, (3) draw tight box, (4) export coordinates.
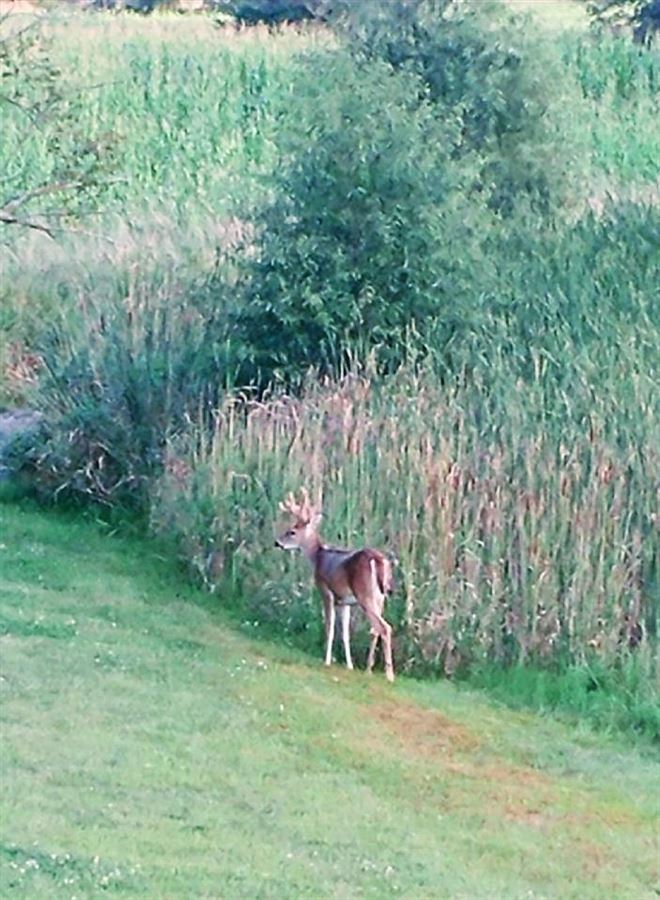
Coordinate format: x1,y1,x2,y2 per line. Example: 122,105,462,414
1,3,658,736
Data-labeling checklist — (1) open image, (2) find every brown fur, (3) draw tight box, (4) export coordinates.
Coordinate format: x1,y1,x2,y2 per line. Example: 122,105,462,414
276,490,395,681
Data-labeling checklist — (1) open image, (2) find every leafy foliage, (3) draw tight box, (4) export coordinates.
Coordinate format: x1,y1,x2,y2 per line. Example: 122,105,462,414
232,51,480,383
588,0,660,45
229,2,593,385
334,0,577,215
0,14,117,238
216,0,331,24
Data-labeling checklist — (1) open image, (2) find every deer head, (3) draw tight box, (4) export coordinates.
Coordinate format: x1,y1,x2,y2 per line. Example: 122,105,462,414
275,488,322,551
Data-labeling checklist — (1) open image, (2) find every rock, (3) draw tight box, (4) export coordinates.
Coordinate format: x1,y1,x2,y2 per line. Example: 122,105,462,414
0,409,42,482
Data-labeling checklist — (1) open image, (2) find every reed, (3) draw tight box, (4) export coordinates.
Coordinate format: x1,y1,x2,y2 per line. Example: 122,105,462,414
151,364,658,686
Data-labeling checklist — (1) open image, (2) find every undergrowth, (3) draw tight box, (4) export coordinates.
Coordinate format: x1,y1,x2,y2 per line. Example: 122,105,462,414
464,660,659,742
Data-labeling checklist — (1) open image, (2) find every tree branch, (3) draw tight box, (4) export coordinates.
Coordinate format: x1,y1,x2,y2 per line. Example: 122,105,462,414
1,179,84,213
0,211,55,238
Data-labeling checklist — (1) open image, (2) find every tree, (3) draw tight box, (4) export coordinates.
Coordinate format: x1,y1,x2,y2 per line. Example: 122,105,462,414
0,13,115,239
587,0,660,45
228,1,586,386
214,0,332,25
230,51,485,385
331,0,575,217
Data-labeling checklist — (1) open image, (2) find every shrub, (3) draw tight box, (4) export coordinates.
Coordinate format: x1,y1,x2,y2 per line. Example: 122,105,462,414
333,0,585,215
216,0,331,25
229,3,591,386
14,266,231,508
588,0,660,46
231,49,485,384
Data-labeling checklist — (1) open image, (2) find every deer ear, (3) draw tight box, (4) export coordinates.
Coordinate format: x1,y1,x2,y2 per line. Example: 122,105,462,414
312,510,323,525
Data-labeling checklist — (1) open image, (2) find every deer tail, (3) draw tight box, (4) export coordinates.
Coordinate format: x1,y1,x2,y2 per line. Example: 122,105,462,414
371,554,393,595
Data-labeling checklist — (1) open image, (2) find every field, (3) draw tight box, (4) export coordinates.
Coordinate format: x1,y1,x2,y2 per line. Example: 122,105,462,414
1,499,659,899
0,6,659,885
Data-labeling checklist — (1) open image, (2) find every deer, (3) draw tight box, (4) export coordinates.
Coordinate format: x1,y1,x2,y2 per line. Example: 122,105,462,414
275,488,395,682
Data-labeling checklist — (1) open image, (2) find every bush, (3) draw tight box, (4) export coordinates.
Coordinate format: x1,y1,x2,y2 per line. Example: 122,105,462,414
588,0,660,46
229,4,590,386
231,50,483,384
333,0,585,215
216,0,331,25
13,267,232,508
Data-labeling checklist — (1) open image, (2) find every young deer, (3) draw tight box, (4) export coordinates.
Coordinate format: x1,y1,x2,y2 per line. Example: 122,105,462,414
275,489,395,682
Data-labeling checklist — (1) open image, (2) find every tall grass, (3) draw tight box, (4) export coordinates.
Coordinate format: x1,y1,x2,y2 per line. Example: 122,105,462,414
1,12,657,393
143,305,659,743
565,32,660,181
42,14,327,216
0,14,322,403
150,363,658,689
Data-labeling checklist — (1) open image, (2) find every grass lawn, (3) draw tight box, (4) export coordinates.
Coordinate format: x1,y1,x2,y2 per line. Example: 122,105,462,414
0,499,658,899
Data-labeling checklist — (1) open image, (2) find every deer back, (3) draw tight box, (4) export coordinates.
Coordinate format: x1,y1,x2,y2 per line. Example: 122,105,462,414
315,546,392,602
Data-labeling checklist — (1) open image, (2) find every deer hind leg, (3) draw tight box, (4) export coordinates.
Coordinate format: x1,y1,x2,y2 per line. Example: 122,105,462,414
363,606,394,683
366,630,379,674
340,603,354,670
366,587,385,675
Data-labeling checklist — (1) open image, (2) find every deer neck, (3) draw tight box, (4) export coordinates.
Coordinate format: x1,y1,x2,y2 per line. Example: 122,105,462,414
301,532,323,565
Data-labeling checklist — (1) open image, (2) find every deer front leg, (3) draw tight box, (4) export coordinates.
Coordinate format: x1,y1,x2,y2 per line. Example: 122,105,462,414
320,586,336,667
340,603,354,670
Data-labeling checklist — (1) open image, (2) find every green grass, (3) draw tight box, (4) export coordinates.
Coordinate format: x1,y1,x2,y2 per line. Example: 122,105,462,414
1,499,658,898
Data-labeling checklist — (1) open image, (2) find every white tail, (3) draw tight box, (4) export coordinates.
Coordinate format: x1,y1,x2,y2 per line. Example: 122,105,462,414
275,488,394,682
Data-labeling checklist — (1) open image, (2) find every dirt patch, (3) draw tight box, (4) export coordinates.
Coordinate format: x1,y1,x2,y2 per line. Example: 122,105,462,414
504,807,548,828
364,697,479,757
445,756,648,850
444,757,557,825
444,758,550,786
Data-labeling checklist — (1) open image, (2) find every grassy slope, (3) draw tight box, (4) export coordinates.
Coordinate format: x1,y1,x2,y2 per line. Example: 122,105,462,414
1,501,658,899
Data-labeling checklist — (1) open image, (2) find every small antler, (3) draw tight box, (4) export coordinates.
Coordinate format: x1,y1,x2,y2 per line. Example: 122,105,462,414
279,487,317,523
279,491,301,516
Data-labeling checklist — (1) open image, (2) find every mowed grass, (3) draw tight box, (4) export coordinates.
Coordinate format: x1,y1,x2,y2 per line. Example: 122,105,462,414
1,500,658,899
